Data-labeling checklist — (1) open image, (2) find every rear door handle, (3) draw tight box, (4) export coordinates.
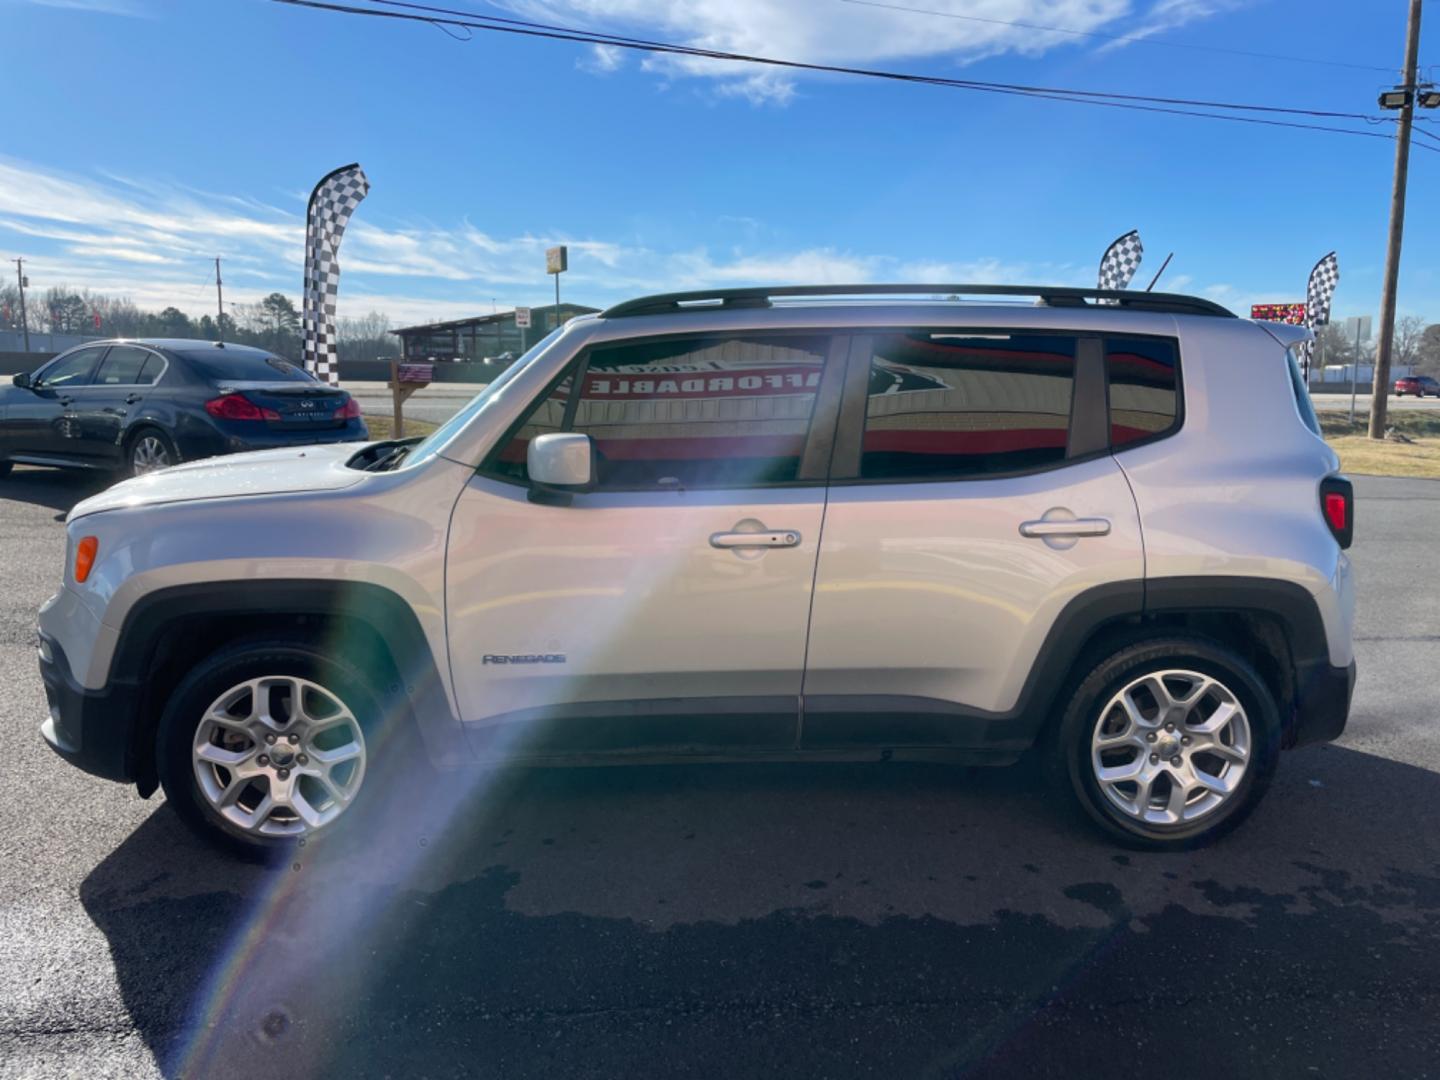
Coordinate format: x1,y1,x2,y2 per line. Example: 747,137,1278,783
710,530,802,549
1019,517,1111,538
125,393,143,404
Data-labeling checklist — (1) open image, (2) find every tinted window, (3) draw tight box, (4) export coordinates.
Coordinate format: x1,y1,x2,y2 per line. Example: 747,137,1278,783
37,347,103,389
490,333,830,488
94,345,156,385
1108,336,1180,447
181,349,314,383
1286,346,1321,437
858,331,1076,480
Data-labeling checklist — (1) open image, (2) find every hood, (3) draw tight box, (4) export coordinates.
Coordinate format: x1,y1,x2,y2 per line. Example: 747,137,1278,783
68,441,369,521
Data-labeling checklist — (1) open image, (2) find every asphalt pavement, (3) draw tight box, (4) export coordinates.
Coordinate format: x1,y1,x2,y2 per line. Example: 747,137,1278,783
0,469,1438,1078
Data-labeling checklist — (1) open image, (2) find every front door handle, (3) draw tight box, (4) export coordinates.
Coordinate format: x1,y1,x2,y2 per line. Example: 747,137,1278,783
1019,517,1111,538
58,396,73,407
710,529,802,549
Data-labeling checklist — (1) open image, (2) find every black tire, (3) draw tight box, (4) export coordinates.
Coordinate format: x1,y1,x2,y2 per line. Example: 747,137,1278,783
1047,636,1281,850
0,460,12,477
124,426,179,477
156,636,406,861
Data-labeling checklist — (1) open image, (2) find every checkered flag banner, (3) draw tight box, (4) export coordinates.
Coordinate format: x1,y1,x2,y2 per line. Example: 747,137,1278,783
302,163,370,385
1297,251,1339,375
1096,230,1144,304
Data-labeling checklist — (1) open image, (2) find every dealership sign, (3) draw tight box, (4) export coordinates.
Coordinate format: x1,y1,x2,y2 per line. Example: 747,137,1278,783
1251,303,1307,325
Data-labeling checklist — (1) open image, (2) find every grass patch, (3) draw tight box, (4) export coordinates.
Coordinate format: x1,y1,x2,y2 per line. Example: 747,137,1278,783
1318,409,1440,478
365,413,440,439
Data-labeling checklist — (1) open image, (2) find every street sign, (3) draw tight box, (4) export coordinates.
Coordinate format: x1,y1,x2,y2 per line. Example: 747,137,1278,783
546,246,568,274
514,306,532,329
1344,315,1372,341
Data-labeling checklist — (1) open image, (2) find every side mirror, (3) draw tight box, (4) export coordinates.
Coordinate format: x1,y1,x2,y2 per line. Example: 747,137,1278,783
527,432,595,504
12,372,32,390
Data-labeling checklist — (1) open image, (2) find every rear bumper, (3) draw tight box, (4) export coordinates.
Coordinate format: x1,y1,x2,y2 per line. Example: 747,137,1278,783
1288,658,1355,748
38,632,140,783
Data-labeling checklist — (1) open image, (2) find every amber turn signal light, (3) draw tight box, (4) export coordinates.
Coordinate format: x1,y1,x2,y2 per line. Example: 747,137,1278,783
74,536,99,583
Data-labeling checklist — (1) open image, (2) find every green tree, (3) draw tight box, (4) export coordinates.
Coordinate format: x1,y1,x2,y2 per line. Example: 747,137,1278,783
258,292,300,354
155,306,194,337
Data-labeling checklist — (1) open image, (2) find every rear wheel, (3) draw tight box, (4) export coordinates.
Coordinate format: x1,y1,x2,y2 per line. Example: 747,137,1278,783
126,428,178,476
0,461,12,477
1050,637,1280,850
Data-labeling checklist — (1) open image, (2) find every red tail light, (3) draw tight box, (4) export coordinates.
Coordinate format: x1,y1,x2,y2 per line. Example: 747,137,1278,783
204,394,280,421
1320,476,1353,549
337,397,362,420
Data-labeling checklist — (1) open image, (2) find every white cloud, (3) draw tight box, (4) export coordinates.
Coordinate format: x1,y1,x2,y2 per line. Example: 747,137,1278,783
494,0,1245,102
9,0,152,16
0,158,1185,327
1093,0,1246,53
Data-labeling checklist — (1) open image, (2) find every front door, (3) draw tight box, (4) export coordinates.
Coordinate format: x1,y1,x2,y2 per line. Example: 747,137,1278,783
802,328,1149,750
8,346,106,459
446,329,845,758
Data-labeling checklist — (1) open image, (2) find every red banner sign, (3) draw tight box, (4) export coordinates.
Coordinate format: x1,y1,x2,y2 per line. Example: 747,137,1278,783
1250,303,1307,325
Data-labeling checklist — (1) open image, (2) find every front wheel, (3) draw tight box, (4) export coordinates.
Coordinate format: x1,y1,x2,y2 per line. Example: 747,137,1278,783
157,639,381,859
1049,637,1280,850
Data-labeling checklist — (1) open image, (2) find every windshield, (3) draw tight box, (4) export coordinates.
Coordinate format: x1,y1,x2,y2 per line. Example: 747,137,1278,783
404,327,565,465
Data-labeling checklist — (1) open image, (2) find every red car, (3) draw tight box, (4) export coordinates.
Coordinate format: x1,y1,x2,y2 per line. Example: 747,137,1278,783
1395,374,1440,398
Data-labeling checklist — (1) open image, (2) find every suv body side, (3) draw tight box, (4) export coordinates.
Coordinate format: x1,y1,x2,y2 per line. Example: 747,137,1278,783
39,301,1353,790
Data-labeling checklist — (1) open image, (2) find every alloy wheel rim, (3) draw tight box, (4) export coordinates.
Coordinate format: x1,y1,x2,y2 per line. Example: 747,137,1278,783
132,436,171,474
1089,669,1251,827
192,675,367,837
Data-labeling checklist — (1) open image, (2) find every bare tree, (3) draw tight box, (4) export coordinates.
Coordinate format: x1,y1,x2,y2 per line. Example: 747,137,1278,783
1394,314,1427,372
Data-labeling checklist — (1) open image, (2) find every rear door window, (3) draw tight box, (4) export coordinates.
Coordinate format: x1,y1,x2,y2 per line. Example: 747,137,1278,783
93,345,156,385
855,331,1078,480
1106,336,1181,447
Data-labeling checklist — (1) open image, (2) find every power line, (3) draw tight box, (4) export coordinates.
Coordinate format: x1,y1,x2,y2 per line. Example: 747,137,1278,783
836,0,1400,74
358,0,1387,120
276,0,1402,146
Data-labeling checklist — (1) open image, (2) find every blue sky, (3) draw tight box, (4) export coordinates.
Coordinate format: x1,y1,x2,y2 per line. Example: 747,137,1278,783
2,0,1435,326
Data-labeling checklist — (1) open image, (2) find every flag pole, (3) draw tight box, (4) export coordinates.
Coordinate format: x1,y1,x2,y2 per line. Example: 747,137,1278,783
1144,253,1174,292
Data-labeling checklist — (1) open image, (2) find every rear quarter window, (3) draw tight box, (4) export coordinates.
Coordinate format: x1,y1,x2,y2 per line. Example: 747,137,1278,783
1286,346,1322,436
1107,336,1180,448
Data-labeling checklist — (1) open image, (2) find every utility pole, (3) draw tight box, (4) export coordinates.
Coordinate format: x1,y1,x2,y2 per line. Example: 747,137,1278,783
13,258,30,352
1370,0,1425,439
214,257,224,344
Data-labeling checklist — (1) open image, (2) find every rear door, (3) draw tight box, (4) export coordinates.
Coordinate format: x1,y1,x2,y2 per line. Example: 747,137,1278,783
76,344,165,464
445,329,845,757
801,328,1155,751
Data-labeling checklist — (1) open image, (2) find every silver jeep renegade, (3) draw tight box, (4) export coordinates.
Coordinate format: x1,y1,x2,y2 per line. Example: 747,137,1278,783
37,284,1356,856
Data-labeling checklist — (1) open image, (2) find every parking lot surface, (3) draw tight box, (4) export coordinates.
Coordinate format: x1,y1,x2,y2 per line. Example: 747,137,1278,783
1,469,1438,1078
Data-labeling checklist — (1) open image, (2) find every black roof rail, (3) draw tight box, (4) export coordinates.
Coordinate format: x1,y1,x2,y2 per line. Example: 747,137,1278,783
600,284,1236,319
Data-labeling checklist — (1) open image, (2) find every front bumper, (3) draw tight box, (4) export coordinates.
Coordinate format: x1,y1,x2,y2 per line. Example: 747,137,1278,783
38,632,140,783
1288,658,1356,748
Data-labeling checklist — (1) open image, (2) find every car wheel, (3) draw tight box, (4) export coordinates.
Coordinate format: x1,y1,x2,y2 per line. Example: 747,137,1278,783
156,638,388,860
0,461,12,477
1049,637,1280,850
126,428,178,476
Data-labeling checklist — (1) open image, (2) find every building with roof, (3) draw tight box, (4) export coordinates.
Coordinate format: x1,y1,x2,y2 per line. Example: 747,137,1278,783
391,304,598,364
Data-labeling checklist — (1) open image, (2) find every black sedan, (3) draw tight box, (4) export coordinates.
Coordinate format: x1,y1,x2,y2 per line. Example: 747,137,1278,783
0,339,368,477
